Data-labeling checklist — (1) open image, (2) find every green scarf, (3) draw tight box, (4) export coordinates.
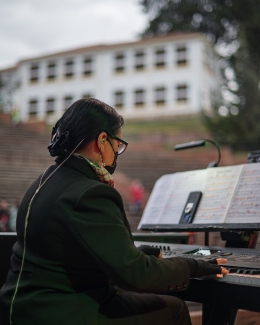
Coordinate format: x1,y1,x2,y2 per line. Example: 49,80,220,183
73,153,114,187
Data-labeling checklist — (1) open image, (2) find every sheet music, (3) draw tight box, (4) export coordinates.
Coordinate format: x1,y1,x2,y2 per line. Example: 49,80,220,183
138,163,260,228
158,170,206,224
225,164,260,223
137,174,176,228
193,165,243,224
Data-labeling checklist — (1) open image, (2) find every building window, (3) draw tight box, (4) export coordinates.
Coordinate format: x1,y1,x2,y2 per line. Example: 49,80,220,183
155,87,166,105
176,84,188,102
64,96,73,111
64,59,74,77
47,61,56,80
134,89,145,106
155,48,165,67
28,99,38,116
135,51,145,70
46,98,55,115
114,91,124,109
114,53,125,72
30,63,39,82
176,46,188,66
82,93,93,99
83,56,93,75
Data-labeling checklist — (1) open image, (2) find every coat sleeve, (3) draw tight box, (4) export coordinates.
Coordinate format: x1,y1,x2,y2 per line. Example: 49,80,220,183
68,183,192,293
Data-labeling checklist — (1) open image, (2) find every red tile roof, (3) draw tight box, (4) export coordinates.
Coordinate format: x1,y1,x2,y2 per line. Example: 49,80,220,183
18,32,202,63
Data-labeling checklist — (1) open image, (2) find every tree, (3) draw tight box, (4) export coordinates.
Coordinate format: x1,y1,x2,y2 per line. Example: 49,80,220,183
139,0,260,150
0,72,19,113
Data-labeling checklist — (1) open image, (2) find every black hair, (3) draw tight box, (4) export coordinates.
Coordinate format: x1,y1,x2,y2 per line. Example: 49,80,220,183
48,98,124,156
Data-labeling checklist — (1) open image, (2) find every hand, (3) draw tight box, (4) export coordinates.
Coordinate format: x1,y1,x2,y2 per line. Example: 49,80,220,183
216,258,229,276
158,250,163,258
216,258,228,265
220,267,229,275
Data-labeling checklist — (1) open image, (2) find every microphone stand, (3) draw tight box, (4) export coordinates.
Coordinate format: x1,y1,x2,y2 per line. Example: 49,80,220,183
174,139,221,246
174,139,221,168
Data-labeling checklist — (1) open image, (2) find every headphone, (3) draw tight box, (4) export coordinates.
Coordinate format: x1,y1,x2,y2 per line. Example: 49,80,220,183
9,139,84,325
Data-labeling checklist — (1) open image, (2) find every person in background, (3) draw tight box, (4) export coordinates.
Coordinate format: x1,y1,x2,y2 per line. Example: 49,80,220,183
0,199,10,232
0,98,228,325
129,179,144,215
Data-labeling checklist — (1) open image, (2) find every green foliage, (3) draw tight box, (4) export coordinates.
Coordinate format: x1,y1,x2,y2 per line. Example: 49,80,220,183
140,0,260,57
0,73,19,113
123,115,206,135
139,0,260,151
202,61,260,150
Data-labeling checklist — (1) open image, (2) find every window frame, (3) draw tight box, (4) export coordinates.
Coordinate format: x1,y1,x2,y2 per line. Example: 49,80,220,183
47,61,56,80
155,87,166,105
114,53,125,72
46,97,56,115
134,89,145,106
134,50,145,70
114,90,125,109
64,59,74,77
30,63,39,82
82,93,93,99
176,84,188,102
155,48,166,67
176,46,188,66
63,96,73,111
83,56,93,76
28,99,38,116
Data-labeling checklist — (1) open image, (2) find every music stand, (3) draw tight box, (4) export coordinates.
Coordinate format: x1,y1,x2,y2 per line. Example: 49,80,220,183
138,163,260,247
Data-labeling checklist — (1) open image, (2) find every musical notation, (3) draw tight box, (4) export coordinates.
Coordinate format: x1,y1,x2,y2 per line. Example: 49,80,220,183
194,166,242,223
159,170,206,224
138,164,260,229
138,174,176,226
225,164,260,223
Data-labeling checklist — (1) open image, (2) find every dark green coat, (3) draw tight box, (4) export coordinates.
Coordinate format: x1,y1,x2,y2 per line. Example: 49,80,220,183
0,155,191,325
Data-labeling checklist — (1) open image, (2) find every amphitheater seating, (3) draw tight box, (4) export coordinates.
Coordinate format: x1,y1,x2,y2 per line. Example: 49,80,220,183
0,114,247,231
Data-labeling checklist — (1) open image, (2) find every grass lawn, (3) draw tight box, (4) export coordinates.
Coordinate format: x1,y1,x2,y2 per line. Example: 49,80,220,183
123,114,207,134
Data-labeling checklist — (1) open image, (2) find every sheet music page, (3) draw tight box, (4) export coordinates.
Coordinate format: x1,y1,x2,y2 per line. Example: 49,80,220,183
225,164,260,223
193,165,243,224
138,163,260,229
158,169,207,224
137,174,176,229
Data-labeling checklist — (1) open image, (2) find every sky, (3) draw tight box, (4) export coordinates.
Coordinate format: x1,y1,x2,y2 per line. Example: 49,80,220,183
0,0,148,69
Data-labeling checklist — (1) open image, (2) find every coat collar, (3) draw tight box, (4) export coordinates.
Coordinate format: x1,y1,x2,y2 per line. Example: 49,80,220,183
55,154,101,182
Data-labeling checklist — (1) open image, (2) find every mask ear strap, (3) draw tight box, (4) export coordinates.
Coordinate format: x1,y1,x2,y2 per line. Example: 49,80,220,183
110,152,118,167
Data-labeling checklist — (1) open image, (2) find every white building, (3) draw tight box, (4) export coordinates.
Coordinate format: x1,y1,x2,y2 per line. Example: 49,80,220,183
0,33,221,123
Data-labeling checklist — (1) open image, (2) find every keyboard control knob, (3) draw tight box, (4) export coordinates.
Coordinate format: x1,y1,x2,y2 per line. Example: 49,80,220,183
220,252,233,256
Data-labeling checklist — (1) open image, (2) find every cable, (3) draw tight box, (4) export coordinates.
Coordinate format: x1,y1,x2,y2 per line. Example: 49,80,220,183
202,139,221,167
9,139,84,325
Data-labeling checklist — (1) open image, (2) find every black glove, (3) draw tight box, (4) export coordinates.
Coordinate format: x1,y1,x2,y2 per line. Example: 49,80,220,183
206,258,218,265
138,245,161,257
184,258,222,278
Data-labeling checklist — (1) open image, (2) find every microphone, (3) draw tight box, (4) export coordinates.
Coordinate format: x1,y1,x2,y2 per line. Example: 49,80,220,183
174,139,221,168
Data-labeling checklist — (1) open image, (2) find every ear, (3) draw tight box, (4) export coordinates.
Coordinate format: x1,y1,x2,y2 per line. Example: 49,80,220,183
97,132,107,148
